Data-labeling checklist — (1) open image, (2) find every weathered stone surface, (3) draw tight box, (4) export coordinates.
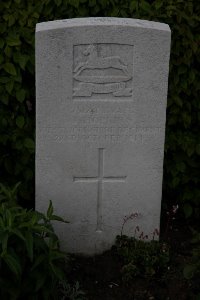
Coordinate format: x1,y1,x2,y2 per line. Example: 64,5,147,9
36,18,171,255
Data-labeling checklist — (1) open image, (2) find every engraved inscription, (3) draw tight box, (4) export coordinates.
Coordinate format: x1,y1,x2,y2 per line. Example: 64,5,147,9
39,126,162,144
73,148,126,231
73,44,133,99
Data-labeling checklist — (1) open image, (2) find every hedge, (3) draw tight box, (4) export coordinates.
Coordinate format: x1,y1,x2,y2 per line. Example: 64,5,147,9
0,0,199,218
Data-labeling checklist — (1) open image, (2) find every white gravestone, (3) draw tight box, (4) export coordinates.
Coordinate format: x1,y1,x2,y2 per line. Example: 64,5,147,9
36,18,171,255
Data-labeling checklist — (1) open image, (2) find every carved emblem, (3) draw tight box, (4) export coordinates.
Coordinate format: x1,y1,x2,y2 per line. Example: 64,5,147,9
73,148,127,231
73,44,133,99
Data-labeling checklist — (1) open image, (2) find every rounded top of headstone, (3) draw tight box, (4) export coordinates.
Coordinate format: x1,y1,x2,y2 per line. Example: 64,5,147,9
36,17,170,33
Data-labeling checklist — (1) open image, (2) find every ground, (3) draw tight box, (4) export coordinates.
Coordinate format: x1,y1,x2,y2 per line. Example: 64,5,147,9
68,216,198,300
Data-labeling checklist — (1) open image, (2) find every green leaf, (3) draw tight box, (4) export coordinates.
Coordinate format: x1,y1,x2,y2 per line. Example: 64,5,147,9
50,250,66,260
130,1,137,13
181,80,187,90
0,38,5,48
54,0,62,6
176,162,186,173
11,229,25,241
68,0,79,8
16,89,26,102
196,144,200,155
24,168,33,180
16,116,25,128
178,65,187,75
32,12,40,19
110,7,119,17
8,15,16,27
183,203,193,218
47,200,53,218
89,0,96,7
182,113,191,128
183,264,195,279
4,46,12,57
3,63,17,75
32,225,53,235
0,23,6,34
140,0,151,12
35,272,46,292
34,211,46,223
174,96,182,107
31,254,46,271
172,176,180,187
50,215,69,223
6,34,21,46
1,118,8,127
12,182,21,194
186,146,194,157
189,70,195,83
48,235,59,249
3,253,22,277
50,263,65,280
19,221,33,229
25,231,33,261
13,52,29,70
0,77,10,83
30,213,39,225
0,94,9,105
1,232,9,253
24,138,35,149
0,53,3,64
0,215,4,225
5,81,14,94
6,209,13,227
4,157,12,174
13,73,22,83
154,1,163,10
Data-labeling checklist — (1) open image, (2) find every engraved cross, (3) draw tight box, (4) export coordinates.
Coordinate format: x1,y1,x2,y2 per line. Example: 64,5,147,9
73,148,126,232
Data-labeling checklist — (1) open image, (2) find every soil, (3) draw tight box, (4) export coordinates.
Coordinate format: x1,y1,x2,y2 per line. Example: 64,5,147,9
68,216,198,300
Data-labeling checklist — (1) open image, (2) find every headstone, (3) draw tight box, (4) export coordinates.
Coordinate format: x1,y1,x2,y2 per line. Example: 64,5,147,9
36,18,171,255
